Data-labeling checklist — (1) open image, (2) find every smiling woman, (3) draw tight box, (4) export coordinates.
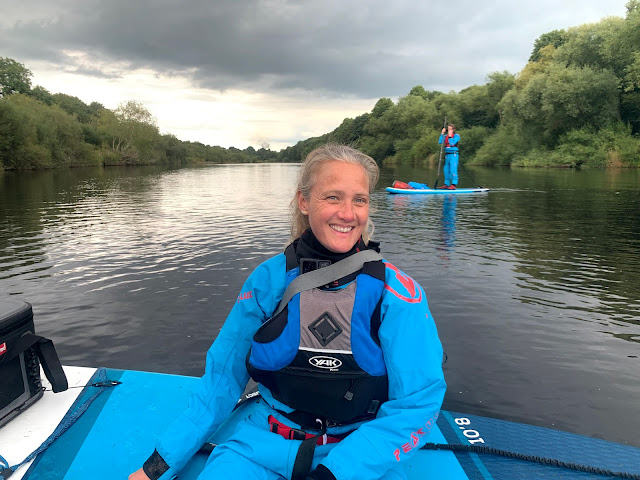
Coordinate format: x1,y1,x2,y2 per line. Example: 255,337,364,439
129,144,445,480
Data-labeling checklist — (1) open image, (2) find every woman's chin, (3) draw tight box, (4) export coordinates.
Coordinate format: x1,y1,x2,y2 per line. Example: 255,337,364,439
323,233,359,253
328,244,352,254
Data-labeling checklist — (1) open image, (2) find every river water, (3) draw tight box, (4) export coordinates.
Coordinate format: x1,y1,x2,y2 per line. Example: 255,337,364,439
1,163,638,447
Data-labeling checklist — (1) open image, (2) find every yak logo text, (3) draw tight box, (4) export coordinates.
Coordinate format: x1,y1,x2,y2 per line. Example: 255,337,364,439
309,356,342,370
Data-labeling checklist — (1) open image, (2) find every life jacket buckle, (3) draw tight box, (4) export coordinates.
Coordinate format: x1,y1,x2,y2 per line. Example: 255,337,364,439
315,418,328,445
268,415,350,445
288,428,307,441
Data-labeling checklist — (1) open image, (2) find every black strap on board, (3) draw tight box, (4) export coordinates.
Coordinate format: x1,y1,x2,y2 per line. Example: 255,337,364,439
5,334,68,393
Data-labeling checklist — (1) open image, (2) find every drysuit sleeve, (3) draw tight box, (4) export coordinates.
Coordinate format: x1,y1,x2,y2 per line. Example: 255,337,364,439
438,134,445,144
448,134,460,147
142,254,287,480
318,262,446,480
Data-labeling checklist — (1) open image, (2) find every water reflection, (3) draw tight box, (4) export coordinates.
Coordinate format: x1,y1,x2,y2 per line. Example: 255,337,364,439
437,195,457,262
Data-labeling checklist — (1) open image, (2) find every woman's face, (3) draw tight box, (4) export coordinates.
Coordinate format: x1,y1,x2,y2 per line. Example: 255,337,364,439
297,160,370,253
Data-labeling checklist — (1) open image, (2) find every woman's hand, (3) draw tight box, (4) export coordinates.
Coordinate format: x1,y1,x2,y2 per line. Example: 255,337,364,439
441,127,446,134
128,468,151,480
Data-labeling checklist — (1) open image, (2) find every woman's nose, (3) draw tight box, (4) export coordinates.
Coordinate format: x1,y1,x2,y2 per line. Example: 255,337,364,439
337,201,355,220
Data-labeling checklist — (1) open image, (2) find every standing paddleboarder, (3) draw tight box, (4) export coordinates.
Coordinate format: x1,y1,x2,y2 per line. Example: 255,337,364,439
437,124,460,190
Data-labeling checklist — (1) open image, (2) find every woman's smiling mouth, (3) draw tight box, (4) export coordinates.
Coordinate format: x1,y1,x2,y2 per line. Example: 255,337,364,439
330,225,354,233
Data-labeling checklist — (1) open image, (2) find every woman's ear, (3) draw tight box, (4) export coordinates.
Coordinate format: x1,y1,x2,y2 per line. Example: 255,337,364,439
297,190,308,215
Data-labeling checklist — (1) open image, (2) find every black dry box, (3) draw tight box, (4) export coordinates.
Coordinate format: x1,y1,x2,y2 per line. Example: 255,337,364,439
0,298,68,428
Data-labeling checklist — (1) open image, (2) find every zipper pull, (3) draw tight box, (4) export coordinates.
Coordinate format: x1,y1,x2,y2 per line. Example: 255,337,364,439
344,379,355,400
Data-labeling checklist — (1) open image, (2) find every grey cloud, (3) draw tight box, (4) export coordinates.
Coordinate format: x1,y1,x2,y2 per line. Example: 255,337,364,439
0,0,628,98
66,65,123,79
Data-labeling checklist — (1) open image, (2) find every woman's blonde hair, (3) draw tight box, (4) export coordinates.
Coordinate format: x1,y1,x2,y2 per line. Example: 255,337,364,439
290,144,379,244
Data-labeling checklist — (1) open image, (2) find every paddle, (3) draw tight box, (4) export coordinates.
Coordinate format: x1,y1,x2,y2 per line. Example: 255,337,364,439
458,157,483,188
433,116,447,189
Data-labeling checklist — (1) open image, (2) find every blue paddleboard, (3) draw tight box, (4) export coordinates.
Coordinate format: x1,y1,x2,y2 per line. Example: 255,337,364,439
386,186,489,195
9,367,640,480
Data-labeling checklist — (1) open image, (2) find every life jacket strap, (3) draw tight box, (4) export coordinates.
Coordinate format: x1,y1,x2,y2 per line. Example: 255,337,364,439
273,250,384,318
268,415,350,445
275,404,379,430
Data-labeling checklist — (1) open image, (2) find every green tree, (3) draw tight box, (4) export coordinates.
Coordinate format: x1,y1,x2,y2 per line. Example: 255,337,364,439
369,94,438,164
328,113,370,144
116,100,157,126
0,57,32,96
408,85,442,101
517,44,558,89
0,100,24,167
457,85,495,128
52,93,95,124
472,125,527,166
408,85,429,99
529,29,567,62
256,147,277,162
161,134,188,165
458,125,492,161
486,71,516,108
371,98,394,118
357,133,395,163
0,94,98,169
433,93,464,129
98,100,160,164
554,18,630,77
512,122,639,167
618,1,640,132
499,64,619,146
29,85,54,105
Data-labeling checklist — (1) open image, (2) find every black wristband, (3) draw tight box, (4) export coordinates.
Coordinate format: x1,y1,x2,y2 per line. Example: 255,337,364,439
142,449,170,480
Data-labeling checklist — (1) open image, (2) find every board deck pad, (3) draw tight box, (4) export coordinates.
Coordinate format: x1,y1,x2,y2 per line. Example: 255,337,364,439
10,368,640,480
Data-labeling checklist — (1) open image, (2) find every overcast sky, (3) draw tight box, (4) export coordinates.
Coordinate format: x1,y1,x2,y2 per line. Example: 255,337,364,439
0,0,630,150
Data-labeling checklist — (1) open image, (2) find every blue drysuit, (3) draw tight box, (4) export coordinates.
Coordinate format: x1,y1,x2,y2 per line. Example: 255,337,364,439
144,250,446,480
438,133,460,187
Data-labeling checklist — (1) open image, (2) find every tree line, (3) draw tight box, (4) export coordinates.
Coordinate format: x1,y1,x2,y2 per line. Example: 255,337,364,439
0,60,278,170
281,1,640,168
2,1,640,170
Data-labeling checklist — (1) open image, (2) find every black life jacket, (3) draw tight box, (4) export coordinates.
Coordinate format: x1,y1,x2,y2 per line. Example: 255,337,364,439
246,243,388,426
